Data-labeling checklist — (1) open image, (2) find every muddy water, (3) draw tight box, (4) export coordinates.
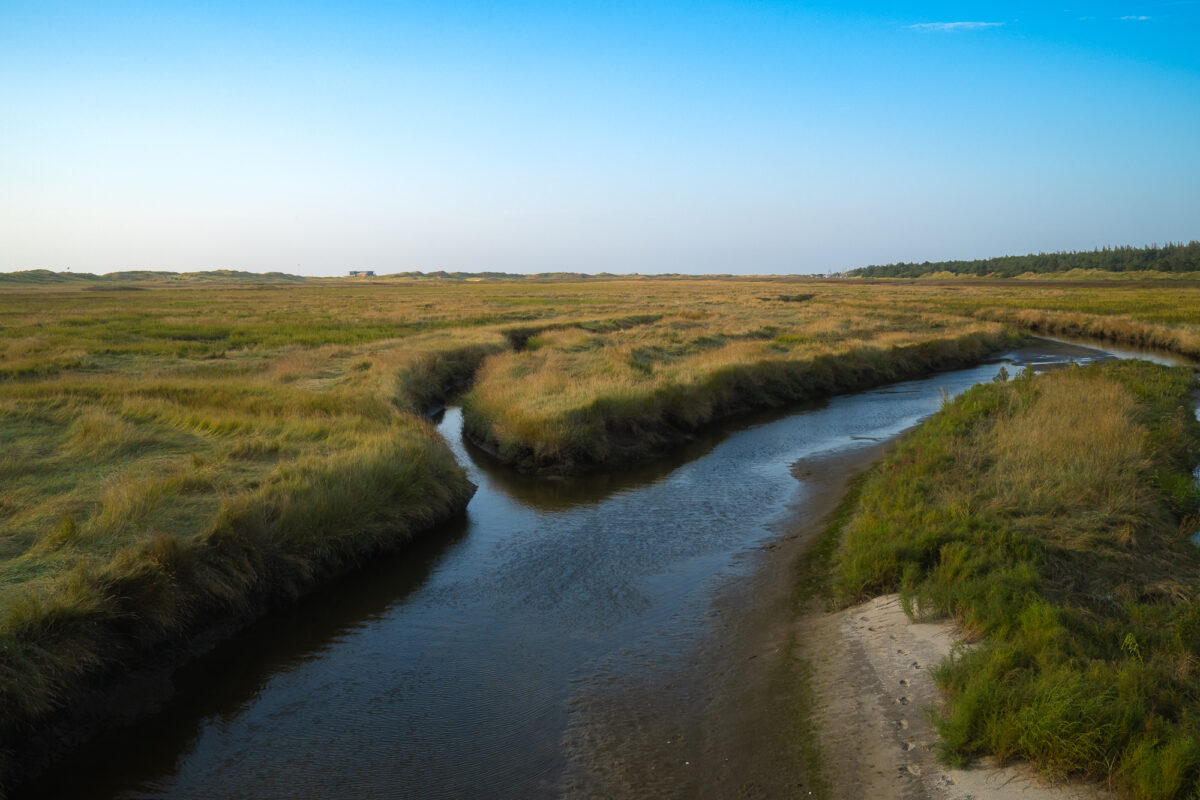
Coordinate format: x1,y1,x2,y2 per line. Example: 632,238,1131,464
21,340,1191,800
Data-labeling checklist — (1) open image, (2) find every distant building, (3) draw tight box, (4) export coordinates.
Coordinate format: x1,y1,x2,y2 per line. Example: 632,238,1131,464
348,270,376,277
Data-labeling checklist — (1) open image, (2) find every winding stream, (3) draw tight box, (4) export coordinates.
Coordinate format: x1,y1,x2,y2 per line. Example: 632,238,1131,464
20,339,1194,799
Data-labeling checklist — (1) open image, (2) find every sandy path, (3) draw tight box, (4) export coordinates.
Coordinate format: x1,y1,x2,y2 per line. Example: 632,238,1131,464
798,594,1110,800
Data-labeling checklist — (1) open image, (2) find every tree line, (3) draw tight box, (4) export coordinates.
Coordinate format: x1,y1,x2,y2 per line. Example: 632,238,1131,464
847,241,1200,278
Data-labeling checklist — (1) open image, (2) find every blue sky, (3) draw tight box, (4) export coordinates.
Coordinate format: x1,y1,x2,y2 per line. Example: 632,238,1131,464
2,1,1198,275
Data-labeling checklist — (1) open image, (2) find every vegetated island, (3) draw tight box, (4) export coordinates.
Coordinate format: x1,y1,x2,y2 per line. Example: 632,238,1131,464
0,264,1198,796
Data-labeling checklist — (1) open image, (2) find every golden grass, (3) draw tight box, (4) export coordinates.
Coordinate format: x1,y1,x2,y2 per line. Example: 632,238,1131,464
462,298,1015,468
971,307,1200,360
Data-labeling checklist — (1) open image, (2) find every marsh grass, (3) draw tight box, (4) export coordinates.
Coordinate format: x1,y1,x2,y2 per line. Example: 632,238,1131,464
462,299,1021,470
862,279,1200,357
833,361,1200,798
2,272,1197,794
970,307,1200,360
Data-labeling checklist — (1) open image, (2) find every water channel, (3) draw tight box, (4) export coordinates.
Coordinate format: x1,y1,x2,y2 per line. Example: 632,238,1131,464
21,339,1196,799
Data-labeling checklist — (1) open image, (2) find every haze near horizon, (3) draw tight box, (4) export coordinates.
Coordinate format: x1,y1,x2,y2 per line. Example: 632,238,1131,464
2,1,1198,277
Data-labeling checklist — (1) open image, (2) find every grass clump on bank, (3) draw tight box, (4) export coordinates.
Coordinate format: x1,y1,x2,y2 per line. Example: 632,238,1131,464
833,360,1200,798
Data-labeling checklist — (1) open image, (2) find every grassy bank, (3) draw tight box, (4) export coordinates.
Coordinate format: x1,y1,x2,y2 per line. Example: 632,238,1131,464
893,279,1199,359
832,360,1200,798
968,307,1200,361
462,303,1020,471
0,374,485,793
806,278,1200,362
0,282,519,792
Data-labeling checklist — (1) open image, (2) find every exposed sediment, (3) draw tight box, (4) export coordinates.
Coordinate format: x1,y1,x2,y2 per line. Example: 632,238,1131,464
797,594,1109,800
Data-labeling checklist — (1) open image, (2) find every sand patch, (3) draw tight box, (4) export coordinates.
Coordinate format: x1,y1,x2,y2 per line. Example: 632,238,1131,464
799,594,1110,800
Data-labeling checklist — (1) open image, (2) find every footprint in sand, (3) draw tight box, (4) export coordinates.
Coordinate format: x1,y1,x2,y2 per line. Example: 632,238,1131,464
894,718,909,730
867,626,880,632
896,648,909,655
899,678,910,687
897,696,913,705
899,764,922,776
909,661,922,669
901,741,916,752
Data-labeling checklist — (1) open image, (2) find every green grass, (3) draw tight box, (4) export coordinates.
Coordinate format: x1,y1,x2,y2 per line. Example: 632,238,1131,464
832,360,1200,798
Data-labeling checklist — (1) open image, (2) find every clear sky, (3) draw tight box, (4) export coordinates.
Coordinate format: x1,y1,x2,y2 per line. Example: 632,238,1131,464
2,1,1198,276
